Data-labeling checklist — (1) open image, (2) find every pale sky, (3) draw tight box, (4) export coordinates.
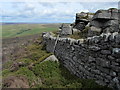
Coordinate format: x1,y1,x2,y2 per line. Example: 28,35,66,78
0,1,119,23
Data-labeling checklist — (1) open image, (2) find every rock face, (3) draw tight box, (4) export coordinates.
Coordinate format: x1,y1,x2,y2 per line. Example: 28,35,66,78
59,23,73,36
58,12,94,35
90,8,119,34
74,12,91,31
93,8,118,20
88,26,102,37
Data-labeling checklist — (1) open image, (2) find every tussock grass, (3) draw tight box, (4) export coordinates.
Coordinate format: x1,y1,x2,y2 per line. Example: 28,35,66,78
32,61,83,88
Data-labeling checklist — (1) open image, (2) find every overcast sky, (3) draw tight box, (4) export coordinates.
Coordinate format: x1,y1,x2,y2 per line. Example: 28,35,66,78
0,2,118,23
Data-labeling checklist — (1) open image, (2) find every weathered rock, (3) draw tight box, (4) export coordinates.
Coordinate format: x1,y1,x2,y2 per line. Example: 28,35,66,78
88,26,102,37
74,12,90,31
72,28,79,33
59,23,73,36
89,46,101,52
101,50,111,55
90,8,119,34
111,61,119,66
91,70,100,75
97,58,110,68
90,20,103,28
93,8,118,20
76,12,93,20
112,48,120,58
115,34,120,44
74,22,86,31
110,70,117,77
76,12,88,20
103,25,119,33
116,59,120,63
95,80,107,86
88,36,101,44
107,55,115,60
88,56,96,63
112,77,120,89
44,55,58,62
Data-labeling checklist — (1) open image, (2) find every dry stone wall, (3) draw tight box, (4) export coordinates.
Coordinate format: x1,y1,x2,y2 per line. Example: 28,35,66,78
42,8,120,89
43,32,120,89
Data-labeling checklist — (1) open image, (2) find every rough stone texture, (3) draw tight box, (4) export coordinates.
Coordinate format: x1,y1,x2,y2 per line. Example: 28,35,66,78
43,32,120,90
74,12,90,31
74,22,86,31
93,9,118,20
59,23,73,36
72,28,79,33
88,26,102,37
90,8,119,34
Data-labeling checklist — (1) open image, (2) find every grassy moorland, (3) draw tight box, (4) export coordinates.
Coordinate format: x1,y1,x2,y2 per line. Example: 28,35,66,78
1,23,60,38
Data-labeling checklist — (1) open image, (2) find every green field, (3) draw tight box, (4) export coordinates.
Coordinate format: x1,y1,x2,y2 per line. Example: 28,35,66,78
1,23,60,38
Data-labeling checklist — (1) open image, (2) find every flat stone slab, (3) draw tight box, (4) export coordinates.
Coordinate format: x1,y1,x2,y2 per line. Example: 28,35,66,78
44,55,58,62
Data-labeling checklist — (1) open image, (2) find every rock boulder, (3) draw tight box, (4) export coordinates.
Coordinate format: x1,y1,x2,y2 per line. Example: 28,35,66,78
59,23,73,36
90,8,119,34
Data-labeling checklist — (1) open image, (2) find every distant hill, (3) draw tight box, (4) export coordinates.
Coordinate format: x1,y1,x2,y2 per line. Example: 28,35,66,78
1,22,62,25
2,23,61,38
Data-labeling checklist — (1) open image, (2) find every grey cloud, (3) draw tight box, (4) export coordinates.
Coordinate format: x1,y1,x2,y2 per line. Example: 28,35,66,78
1,2,117,23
